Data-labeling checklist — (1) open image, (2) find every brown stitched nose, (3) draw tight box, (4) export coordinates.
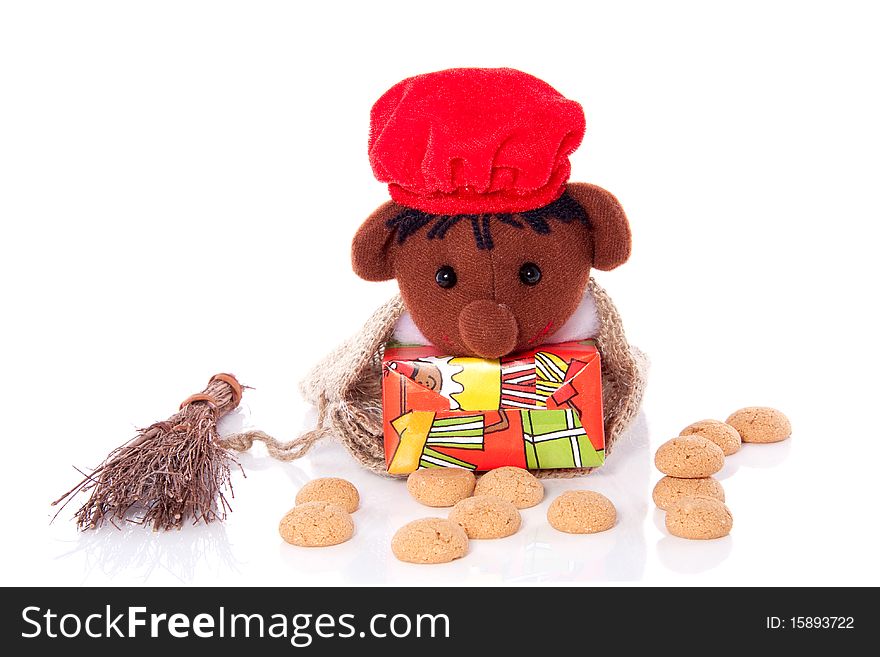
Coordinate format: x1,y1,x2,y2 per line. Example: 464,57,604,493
458,300,519,358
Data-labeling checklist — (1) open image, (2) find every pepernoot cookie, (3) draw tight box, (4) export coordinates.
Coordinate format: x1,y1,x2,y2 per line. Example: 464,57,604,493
726,407,791,444
665,495,733,540
278,501,354,547
391,518,469,564
295,477,360,513
406,468,476,507
680,419,742,456
448,495,521,539
654,436,724,478
547,490,617,534
652,476,725,511
474,467,543,509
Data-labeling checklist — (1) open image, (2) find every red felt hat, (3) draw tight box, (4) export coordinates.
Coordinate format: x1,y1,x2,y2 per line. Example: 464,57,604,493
369,68,586,215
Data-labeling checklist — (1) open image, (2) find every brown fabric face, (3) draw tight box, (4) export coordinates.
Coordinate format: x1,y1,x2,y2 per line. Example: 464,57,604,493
390,219,592,356
350,183,632,358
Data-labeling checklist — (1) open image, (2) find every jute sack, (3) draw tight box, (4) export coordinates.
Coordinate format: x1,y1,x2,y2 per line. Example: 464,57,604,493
222,278,647,478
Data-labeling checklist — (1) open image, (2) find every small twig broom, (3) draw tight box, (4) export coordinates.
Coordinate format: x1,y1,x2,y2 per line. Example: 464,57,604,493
52,373,246,531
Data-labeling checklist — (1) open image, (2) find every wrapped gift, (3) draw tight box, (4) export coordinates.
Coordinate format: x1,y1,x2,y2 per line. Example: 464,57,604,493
382,341,605,474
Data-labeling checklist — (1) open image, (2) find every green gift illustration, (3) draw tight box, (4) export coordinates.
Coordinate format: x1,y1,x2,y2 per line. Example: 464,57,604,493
521,408,604,470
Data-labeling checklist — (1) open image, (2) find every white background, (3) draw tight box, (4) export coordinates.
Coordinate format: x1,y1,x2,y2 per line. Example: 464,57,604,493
1,0,878,586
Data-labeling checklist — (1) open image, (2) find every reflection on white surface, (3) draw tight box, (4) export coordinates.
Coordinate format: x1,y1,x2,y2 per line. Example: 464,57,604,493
714,440,792,481
54,522,241,585
735,439,792,469
656,535,733,574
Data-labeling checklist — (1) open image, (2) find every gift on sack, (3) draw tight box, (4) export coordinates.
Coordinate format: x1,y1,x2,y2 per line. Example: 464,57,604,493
382,341,605,474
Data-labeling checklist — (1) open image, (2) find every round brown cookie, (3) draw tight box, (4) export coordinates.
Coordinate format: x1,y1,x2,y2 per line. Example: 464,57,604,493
278,502,354,547
547,490,617,534
654,436,724,478
680,419,742,456
406,468,476,507
295,477,360,513
665,495,733,540
391,518,469,564
725,407,791,443
473,467,544,509
448,495,521,539
652,476,725,511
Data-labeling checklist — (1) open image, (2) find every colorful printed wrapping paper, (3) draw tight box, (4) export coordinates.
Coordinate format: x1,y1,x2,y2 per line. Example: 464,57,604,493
382,341,605,474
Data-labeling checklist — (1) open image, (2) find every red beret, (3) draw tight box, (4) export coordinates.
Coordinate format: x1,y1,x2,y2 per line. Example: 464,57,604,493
369,68,586,215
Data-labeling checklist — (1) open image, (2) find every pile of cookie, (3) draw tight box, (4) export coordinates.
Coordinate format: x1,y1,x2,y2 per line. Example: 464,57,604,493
396,466,616,564
653,406,791,540
277,466,617,564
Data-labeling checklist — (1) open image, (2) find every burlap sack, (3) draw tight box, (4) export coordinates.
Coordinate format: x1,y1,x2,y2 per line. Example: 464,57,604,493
279,278,646,478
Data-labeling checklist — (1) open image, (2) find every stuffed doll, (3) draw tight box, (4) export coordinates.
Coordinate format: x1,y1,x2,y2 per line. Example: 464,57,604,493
296,68,647,476
55,67,646,531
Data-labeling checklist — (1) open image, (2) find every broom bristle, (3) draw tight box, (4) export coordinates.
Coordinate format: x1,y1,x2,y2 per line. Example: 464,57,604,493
53,374,244,531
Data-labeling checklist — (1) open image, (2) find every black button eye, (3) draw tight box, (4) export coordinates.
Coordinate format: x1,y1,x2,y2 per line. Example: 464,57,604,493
435,265,457,289
519,262,542,285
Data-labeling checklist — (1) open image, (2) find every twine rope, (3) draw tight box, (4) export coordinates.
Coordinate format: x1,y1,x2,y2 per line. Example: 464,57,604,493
218,394,332,461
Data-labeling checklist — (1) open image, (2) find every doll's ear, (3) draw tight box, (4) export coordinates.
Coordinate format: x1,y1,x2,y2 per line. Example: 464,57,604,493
351,201,402,281
566,182,632,270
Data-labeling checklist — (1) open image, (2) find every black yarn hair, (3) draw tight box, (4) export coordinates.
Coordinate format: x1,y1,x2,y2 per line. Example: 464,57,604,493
385,191,590,251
